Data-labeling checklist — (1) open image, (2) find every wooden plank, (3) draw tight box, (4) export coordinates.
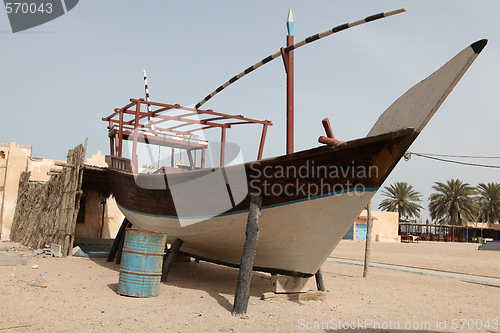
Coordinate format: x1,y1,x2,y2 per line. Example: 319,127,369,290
54,161,75,168
68,138,88,256
262,291,326,302
61,143,86,256
272,275,310,293
59,148,76,256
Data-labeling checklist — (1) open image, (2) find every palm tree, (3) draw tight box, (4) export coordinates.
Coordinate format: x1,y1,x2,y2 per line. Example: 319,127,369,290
428,179,479,236
477,183,500,223
378,182,423,221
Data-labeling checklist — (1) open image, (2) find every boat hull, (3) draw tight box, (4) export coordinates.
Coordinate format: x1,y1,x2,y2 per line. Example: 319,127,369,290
108,128,417,276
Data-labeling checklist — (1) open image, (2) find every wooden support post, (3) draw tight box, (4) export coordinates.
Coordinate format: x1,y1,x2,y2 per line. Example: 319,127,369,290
60,142,87,257
116,220,132,265
68,138,88,256
109,137,115,156
363,201,373,278
232,193,262,316
131,102,141,172
161,238,184,282
107,218,130,262
315,268,325,291
118,109,124,157
257,124,268,160
57,149,73,255
201,148,206,168
186,150,195,170
220,127,226,167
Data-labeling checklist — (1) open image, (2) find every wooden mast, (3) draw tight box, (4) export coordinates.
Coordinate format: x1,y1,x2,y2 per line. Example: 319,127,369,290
285,9,294,154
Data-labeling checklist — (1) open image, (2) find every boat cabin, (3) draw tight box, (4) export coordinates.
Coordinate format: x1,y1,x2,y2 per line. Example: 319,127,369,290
102,98,272,173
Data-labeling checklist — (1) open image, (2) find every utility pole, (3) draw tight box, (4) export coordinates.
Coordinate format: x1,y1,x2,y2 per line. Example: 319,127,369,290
363,201,373,278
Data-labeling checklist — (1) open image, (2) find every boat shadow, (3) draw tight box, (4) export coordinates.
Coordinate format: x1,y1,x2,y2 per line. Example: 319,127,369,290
165,260,273,310
89,257,273,312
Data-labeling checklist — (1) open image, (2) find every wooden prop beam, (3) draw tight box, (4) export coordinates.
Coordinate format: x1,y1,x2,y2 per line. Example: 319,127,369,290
107,218,129,262
315,268,326,291
195,8,406,108
115,220,133,265
161,238,184,282
232,193,263,316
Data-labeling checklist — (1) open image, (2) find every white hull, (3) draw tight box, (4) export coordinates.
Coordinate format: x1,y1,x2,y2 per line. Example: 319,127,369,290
118,189,375,275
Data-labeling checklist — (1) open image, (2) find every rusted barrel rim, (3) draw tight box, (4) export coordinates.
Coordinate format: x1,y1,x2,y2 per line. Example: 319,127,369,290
122,248,165,256
125,228,165,235
119,269,162,277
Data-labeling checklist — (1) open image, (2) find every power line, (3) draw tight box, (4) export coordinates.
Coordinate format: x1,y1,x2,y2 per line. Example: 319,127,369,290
405,152,500,169
411,152,500,159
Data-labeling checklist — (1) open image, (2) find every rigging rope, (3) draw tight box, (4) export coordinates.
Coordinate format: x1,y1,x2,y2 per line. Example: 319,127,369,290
405,151,500,168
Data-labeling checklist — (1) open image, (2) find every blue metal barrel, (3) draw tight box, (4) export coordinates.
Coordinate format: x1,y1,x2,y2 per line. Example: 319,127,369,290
117,229,167,297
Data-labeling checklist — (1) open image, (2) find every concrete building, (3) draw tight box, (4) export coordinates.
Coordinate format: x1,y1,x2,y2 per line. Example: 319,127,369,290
0,142,31,239
343,209,400,242
399,220,499,242
459,221,500,241
0,142,123,241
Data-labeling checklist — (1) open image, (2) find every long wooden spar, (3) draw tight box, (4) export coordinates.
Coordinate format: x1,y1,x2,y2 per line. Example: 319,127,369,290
195,7,406,109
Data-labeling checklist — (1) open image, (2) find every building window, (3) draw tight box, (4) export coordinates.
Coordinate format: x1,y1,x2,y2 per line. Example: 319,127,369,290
0,151,5,159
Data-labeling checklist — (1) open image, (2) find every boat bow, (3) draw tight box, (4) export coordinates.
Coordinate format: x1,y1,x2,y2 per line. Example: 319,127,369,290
368,39,487,137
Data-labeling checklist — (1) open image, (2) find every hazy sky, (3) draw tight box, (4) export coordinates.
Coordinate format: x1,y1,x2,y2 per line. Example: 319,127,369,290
1,1,499,220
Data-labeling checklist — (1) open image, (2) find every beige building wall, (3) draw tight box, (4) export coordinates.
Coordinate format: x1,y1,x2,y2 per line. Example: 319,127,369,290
0,142,32,240
0,147,7,223
28,158,64,182
102,198,122,238
74,190,123,239
352,210,400,242
85,150,108,167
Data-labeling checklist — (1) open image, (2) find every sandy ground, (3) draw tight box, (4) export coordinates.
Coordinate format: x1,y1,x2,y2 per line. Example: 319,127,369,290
1,240,499,333
331,240,500,277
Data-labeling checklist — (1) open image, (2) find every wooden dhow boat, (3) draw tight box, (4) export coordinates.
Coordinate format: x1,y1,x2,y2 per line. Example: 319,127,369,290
102,9,486,277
